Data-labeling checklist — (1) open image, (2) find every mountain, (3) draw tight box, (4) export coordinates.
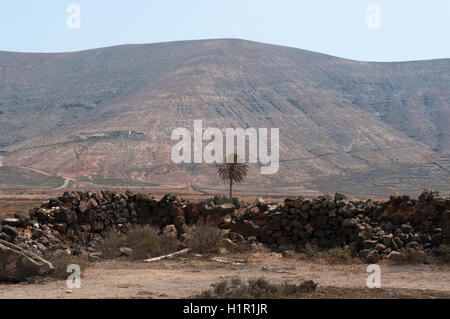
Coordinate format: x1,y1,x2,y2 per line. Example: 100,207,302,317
0,39,449,196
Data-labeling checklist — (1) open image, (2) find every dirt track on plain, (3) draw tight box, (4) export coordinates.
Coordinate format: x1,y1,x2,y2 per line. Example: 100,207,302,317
1,253,449,299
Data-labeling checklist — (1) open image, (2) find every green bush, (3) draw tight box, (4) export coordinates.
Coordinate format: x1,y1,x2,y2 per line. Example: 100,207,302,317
206,195,240,207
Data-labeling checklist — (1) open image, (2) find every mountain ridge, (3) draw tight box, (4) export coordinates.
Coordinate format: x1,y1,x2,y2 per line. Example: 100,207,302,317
0,39,449,196
2,38,449,63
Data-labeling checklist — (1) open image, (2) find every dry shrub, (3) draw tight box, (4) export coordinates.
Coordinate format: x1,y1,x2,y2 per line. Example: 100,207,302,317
195,277,317,299
322,246,353,261
301,243,353,262
184,222,224,254
49,254,91,280
434,244,450,263
101,225,181,260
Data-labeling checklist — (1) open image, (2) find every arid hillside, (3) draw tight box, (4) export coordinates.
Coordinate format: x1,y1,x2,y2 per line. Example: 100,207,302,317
0,39,449,196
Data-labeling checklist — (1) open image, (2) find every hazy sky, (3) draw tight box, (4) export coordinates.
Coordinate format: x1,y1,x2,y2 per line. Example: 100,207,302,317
1,0,449,61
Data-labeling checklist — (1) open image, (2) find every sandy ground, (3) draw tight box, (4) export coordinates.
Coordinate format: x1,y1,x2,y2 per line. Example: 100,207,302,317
1,253,449,299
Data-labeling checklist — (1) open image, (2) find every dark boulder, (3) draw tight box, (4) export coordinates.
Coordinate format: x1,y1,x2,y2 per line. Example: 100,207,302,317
0,239,54,282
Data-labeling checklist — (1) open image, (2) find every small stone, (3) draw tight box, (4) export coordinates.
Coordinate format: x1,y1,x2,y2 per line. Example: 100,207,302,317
54,224,67,233
383,234,393,247
334,193,347,201
119,247,134,257
282,250,296,258
88,252,103,262
366,250,380,264
431,234,442,245
405,241,421,250
392,237,403,250
217,203,235,213
386,251,403,263
222,214,232,224
401,224,413,233
362,240,377,249
89,198,98,208
14,211,31,227
341,219,354,228
72,246,84,256
218,247,229,255
222,238,238,252
163,224,178,238
304,224,314,234
79,200,89,213
271,231,283,239
172,216,186,234
299,211,309,219
249,207,260,216
1,218,20,227
1,226,18,240
359,249,372,260
0,232,10,242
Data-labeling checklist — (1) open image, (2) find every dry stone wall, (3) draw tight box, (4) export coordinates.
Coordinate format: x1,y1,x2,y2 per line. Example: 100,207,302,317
1,190,448,264
234,190,449,263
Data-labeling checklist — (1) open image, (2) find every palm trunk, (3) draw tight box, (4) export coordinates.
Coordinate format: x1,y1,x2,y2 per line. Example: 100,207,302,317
75,157,79,191
229,178,233,202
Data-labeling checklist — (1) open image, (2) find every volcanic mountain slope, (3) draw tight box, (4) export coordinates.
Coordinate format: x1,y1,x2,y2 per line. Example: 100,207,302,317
0,39,449,196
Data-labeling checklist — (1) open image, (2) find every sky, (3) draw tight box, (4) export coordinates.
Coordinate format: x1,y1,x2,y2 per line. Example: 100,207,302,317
0,0,449,62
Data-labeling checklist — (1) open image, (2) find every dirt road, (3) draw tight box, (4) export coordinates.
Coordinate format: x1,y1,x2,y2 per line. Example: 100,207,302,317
17,166,73,190
1,253,449,299
56,177,72,190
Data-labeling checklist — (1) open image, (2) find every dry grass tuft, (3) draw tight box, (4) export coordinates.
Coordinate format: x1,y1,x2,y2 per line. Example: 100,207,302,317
194,277,317,299
100,225,181,260
49,254,91,280
300,243,354,263
434,244,450,263
184,222,224,254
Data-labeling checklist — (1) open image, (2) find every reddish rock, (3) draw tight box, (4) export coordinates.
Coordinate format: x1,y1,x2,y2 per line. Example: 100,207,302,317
271,231,283,239
299,211,309,219
249,207,260,216
304,224,314,234
230,220,259,238
89,198,98,208
54,224,67,233
79,200,89,213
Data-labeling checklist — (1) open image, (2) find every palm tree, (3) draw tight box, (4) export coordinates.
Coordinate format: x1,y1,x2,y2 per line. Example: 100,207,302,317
216,153,248,203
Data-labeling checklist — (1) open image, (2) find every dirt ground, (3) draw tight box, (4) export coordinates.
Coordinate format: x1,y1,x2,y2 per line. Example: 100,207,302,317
1,253,449,299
